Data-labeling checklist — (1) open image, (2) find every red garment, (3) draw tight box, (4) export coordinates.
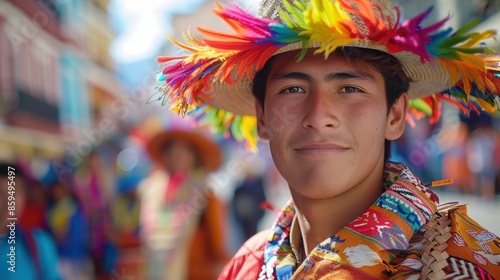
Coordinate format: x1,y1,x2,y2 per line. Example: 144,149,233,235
218,230,269,280
165,171,188,203
20,203,45,230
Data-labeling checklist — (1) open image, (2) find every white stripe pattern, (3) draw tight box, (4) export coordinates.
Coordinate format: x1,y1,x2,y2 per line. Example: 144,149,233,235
444,257,479,280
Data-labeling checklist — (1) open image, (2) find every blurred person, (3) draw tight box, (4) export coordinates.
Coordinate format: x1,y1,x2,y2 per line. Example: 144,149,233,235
14,157,53,231
75,150,114,280
139,128,228,279
439,121,472,193
467,125,499,198
0,162,62,280
155,0,500,278
108,172,143,278
231,165,267,242
463,113,499,197
18,169,47,231
45,163,92,280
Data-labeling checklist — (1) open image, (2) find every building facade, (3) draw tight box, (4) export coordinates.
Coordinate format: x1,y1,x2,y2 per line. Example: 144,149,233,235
0,0,126,164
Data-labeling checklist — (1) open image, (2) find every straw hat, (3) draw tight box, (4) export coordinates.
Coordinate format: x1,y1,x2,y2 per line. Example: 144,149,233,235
146,129,222,172
156,0,500,148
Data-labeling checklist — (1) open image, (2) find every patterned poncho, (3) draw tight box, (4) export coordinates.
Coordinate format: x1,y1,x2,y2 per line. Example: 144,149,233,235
258,162,500,279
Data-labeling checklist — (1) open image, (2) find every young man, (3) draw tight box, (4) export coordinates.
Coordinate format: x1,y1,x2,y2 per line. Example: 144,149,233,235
155,0,500,278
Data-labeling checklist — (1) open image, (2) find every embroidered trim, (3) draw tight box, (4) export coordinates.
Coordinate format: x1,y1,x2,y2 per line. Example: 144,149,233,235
262,162,440,278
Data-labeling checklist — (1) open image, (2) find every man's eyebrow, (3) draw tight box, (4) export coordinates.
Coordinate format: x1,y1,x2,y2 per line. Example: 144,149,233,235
269,72,312,82
325,71,376,82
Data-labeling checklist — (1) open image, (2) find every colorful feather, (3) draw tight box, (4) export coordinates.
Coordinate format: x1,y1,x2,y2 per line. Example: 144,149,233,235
387,8,448,62
155,0,500,150
338,0,396,40
302,0,357,57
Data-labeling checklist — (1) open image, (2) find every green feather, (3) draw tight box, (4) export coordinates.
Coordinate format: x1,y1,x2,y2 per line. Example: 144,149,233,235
409,99,432,115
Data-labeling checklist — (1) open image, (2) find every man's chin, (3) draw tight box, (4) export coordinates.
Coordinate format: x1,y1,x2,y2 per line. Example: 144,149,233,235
291,179,351,199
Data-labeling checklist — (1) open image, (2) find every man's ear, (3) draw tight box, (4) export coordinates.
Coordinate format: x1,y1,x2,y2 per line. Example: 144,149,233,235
255,99,269,140
385,93,408,141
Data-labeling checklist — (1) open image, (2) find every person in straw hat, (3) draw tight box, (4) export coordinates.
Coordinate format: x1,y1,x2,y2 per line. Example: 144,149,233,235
138,128,228,279
155,0,500,278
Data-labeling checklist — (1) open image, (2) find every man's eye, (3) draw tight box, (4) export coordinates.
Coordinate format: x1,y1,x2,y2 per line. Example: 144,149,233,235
339,86,364,93
280,86,304,94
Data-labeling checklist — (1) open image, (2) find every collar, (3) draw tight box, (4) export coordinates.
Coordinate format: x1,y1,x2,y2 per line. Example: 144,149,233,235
289,215,301,263
263,162,439,279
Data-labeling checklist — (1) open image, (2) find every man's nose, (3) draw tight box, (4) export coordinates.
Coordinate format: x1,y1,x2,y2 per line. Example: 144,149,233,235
302,91,339,130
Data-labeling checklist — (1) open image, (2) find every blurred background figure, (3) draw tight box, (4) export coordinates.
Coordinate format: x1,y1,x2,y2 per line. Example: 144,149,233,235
19,173,47,233
439,121,472,193
231,163,267,243
44,162,92,280
108,171,143,278
0,162,62,280
139,127,229,279
74,150,115,280
465,114,499,198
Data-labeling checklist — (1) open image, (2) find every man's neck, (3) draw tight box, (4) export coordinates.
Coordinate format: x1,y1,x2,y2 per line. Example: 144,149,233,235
292,164,385,255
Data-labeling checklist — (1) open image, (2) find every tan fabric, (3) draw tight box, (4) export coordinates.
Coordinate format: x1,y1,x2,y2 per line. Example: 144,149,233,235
139,170,207,280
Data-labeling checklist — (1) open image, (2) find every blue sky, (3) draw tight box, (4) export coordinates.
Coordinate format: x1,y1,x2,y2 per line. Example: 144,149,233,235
108,0,260,89
109,0,261,64
109,0,207,63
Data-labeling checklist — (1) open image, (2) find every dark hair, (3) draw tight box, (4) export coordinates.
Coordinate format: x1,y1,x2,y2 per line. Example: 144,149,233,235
252,47,412,160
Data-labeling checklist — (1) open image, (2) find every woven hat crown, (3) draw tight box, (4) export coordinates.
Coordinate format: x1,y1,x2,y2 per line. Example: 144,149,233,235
206,0,451,116
257,0,394,29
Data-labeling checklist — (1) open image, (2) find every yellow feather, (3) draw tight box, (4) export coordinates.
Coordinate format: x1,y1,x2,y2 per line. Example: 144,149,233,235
439,59,461,85
241,116,258,152
458,30,496,49
167,32,229,65
458,53,488,92
475,97,497,114
302,0,355,58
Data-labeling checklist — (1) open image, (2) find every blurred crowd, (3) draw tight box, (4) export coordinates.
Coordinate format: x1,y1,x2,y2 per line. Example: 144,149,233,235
1,112,500,280
1,150,146,280
393,112,500,198
0,120,279,280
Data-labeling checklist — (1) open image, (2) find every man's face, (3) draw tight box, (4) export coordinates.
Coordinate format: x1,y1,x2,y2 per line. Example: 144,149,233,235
255,50,406,199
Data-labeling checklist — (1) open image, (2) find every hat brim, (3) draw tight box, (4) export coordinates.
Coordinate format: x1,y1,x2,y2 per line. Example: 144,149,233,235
203,41,451,116
146,130,222,172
